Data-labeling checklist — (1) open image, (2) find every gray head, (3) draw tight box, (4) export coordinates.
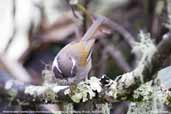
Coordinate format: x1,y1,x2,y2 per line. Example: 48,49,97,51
52,54,77,79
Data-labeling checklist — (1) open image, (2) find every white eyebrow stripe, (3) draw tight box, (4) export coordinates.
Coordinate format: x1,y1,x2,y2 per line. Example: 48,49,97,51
53,56,62,73
71,57,76,75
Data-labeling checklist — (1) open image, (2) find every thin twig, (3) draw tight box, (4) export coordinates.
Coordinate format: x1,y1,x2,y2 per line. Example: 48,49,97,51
82,0,90,34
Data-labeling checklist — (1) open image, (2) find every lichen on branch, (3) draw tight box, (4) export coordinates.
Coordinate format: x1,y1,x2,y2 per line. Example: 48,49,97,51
1,31,171,104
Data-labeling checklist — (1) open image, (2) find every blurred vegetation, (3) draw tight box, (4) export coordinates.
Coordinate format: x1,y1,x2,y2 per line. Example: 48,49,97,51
0,0,171,114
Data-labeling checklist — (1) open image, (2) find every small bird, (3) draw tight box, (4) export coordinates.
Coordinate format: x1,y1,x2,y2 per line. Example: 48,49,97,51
52,16,105,84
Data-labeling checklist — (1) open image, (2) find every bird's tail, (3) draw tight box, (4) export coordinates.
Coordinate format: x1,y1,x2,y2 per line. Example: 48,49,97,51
82,16,105,41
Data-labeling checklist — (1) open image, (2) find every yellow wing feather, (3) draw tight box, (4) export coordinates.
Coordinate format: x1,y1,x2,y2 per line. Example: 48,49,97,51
73,41,90,66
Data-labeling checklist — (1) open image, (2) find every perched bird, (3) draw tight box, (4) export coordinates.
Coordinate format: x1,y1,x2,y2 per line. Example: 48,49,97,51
52,16,105,84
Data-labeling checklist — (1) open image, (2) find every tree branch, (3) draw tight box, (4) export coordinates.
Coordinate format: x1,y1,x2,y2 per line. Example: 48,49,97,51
1,32,171,104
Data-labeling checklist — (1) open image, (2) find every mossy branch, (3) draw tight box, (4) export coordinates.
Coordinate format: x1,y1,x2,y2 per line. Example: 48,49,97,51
1,31,171,104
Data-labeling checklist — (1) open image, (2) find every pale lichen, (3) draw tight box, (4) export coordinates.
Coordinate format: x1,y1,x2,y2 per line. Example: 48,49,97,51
133,31,157,62
88,77,102,93
128,81,165,114
24,83,68,103
106,31,158,100
25,85,48,97
132,31,157,83
64,77,102,103
138,31,157,63
119,72,134,88
101,103,110,114
133,82,153,102
52,85,68,93
106,79,117,99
